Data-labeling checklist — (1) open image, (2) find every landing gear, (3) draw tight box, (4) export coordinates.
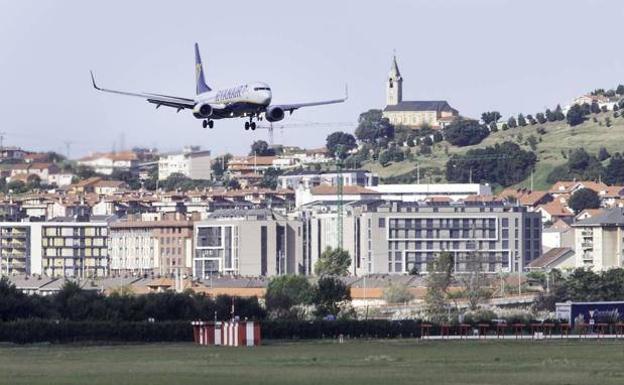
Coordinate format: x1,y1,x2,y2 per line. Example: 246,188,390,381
245,121,250,130
250,122,256,130
202,120,214,129
244,120,256,130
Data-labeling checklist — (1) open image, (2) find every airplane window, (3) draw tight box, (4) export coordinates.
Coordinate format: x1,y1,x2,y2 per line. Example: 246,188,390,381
254,87,271,91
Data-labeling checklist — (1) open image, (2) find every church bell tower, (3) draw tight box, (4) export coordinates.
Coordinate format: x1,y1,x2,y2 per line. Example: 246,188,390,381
386,55,403,106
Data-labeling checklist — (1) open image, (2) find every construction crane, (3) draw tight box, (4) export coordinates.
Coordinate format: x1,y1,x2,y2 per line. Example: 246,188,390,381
255,121,357,145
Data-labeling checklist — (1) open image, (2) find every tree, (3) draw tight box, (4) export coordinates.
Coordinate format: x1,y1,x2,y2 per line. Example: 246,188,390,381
443,118,489,146
445,141,536,187
325,132,356,159
598,147,611,161
566,104,586,126
259,167,282,189
265,275,312,319
378,150,392,166
456,254,493,311
507,116,517,128
617,84,624,96
535,112,547,124
211,154,232,179
314,247,351,276
311,276,351,318
480,111,501,124
604,154,624,184
226,178,241,190
6,180,27,194
488,121,498,132
424,252,454,323
526,135,538,151
590,101,601,114
382,282,414,304
554,104,566,120
249,140,275,156
517,113,527,127
354,109,395,144
568,188,601,214
162,173,190,191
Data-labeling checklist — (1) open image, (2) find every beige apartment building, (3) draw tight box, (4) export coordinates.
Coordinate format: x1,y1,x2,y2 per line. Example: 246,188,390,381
573,208,624,271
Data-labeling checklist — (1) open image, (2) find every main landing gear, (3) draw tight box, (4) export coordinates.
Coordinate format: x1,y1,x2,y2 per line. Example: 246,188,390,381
244,119,256,131
202,120,214,129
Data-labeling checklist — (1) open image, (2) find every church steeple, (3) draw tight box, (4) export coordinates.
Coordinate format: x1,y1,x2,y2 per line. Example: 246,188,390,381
386,54,403,106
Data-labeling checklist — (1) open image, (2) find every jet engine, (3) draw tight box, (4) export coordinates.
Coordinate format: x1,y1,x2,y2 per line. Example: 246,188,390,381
193,103,213,119
265,106,285,122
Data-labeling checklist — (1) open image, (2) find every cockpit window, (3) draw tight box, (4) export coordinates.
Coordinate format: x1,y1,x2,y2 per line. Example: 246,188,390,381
254,87,271,91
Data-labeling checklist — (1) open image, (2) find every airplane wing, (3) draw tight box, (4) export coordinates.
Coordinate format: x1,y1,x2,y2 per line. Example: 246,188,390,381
90,71,195,110
272,85,348,114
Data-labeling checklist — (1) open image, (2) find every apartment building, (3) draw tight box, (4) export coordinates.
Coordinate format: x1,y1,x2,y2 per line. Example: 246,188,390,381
573,208,624,271
158,146,212,180
299,200,542,275
0,218,111,278
193,209,303,278
278,169,378,190
109,215,194,276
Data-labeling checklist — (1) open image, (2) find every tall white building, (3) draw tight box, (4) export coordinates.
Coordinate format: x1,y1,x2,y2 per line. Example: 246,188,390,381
158,146,212,181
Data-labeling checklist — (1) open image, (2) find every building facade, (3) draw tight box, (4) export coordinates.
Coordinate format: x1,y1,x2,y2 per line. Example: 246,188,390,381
193,209,303,278
299,200,542,275
573,208,624,271
158,146,212,181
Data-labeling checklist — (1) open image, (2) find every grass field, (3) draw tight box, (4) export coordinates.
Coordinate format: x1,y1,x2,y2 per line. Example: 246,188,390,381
1,340,624,385
364,111,624,191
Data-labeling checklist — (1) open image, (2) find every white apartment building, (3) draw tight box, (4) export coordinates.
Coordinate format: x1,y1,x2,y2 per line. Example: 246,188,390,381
158,146,212,180
77,151,139,175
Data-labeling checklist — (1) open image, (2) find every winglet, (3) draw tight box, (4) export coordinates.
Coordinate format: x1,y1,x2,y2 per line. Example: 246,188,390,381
90,70,101,90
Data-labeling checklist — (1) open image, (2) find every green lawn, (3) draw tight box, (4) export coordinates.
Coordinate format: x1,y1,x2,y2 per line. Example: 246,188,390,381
1,340,623,385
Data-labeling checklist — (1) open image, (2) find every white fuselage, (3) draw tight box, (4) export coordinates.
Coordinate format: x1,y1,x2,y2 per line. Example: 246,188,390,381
195,82,272,110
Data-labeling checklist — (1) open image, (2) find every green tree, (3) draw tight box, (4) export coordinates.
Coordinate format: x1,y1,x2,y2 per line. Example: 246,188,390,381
211,154,232,179
6,180,27,194
259,167,282,189
507,116,517,128
604,154,624,184
535,112,547,124
265,275,312,319
598,147,611,161
616,84,624,95
382,282,414,304
424,252,454,323
488,121,498,132
566,104,586,126
443,118,489,147
354,109,395,144
250,140,275,156
480,111,501,124
326,132,356,159
312,276,351,318
568,188,601,213
517,113,527,127
314,247,351,276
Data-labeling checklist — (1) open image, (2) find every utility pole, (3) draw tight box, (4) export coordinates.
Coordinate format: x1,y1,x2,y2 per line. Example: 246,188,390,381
336,150,344,250
0,132,6,150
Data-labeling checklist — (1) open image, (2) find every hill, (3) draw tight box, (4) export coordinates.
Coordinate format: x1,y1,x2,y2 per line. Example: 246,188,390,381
363,111,624,192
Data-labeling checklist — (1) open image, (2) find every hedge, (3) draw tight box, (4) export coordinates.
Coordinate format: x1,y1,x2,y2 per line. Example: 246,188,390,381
261,320,423,340
0,320,193,344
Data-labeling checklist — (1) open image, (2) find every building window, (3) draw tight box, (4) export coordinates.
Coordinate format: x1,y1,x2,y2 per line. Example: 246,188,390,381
197,227,222,247
378,218,386,228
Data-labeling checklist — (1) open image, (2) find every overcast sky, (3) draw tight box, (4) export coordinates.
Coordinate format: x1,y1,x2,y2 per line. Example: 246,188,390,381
1,0,623,158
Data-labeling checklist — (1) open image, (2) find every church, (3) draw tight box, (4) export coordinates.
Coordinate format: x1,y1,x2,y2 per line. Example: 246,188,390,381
382,56,459,129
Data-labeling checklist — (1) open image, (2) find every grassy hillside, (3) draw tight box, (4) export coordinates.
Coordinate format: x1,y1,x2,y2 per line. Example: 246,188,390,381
364,111,624,191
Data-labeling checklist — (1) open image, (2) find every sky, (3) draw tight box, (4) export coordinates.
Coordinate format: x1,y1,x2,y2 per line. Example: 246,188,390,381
1,0,623,158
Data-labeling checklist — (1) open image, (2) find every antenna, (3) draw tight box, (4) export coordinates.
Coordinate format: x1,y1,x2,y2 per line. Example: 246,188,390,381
0,132,7,149
63,141,73,159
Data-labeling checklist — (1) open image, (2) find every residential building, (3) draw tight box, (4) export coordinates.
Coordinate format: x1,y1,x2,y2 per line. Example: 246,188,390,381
573,208,624,271
193,209,303,278
158,146,212,180
0,218,112,277
299,199,542,275
526,247,575,272
382,55,458,129
109,214,195,276
542,219,575,251
77,151,139,175
278,169,378,190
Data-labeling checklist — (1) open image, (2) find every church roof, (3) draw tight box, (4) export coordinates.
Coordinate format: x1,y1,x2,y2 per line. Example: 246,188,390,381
384,100,457,113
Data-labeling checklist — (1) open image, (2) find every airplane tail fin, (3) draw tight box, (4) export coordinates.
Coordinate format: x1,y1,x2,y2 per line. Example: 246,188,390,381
194,43,211,94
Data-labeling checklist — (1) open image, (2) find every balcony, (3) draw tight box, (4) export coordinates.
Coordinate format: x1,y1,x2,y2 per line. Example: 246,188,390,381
581,242,593,249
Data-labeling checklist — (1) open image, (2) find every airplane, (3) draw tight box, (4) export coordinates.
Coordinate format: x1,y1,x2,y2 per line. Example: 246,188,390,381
90,43,347,130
